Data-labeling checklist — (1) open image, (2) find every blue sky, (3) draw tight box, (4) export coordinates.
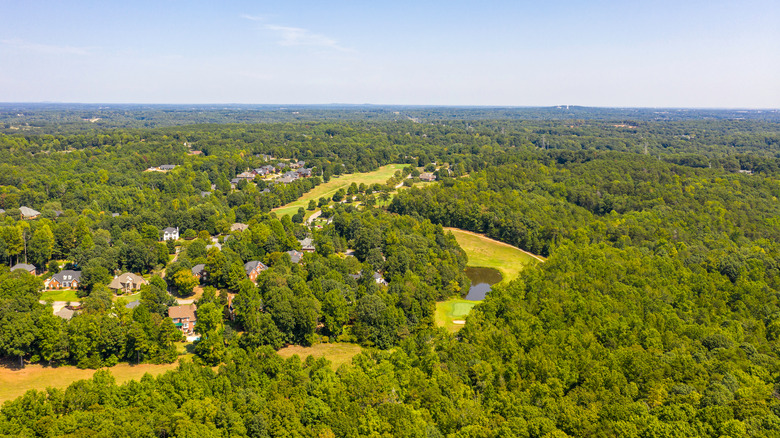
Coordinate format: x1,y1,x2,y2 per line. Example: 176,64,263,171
1,0,778,107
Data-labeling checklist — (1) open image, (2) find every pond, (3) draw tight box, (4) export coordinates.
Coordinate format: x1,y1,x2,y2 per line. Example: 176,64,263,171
464,266,503,301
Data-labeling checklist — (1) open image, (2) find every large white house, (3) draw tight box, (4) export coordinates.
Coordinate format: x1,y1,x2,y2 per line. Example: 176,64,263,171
162,227,179,241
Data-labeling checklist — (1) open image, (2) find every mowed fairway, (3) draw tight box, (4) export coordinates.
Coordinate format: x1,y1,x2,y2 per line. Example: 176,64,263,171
276,343,362,369
444,227,543,284
272,164,407,217
436,228,544,332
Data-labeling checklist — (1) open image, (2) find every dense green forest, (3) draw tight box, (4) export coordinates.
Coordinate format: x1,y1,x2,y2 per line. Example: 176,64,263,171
1,107,780,436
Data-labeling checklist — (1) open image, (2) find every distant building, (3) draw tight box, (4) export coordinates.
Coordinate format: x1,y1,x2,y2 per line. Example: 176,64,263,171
191,264,207,282
55,307,75,320
159,164,176,171
287,250,303,264
236,171,256,181
11,263,36,275
108,273,148,294
231,223,249,232
299,237,315,252
244,261,268,282
290,160,305,169
19,206,41,220
169,304,197,335
419,172,436,182
162,227,179,241
46,270,82,289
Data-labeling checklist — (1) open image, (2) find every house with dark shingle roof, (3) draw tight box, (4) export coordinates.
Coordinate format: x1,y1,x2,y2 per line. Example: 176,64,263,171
191,264,207,282
46,270,81,289
162,227,179,241
244,261,267,282
287,250,303,264
11,263,36,275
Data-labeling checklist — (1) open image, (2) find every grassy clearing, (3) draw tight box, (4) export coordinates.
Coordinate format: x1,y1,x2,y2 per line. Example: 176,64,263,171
40,289,80,302
0,344,195,404
444,227,542,284
276,343,362,369
272,164,407,217
435,299,478,333
434,228,544,332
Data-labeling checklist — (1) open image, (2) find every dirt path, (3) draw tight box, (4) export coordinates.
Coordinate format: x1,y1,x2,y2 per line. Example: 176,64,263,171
443,228,546,263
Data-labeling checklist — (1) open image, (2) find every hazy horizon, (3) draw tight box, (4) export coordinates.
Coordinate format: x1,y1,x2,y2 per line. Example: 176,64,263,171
2,1,778,108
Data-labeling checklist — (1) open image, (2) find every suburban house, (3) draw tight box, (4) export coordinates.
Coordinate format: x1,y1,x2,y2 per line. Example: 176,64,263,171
11,263,36,275
191,264,207,281
169,304,197,335
419,172,437,182
299,237,315,252
162,227,179,241
290,160,305,169
287,250,303,264
236,171,256,181
373,272,388,285
255,154,273,161
231,223,249,232
46,270,82,289
296,168,313,178
159,164,176,171
20,206,41,220
108,273,148,294
55,307,75,320
349,271,388,286
244,260,268,282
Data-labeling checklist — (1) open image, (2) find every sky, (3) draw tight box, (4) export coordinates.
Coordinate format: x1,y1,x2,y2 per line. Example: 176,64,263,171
0,0,778,107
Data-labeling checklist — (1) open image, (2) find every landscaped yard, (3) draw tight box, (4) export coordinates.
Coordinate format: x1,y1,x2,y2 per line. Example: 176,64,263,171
276,342,362,369
272,164,407,217
40,289,80,302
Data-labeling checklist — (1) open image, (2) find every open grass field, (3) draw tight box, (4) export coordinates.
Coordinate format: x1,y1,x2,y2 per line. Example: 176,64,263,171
40,289,80,302
435,299,479,333
276,342,362,369
272,164,407,217
0,346,195,404
444,227,543,284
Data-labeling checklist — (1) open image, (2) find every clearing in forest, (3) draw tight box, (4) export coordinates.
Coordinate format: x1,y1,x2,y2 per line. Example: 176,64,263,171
0,360,184,404
435,299,478,333
272,163,407,217
276,342,362,369
444,227,543,283
436,228,544,332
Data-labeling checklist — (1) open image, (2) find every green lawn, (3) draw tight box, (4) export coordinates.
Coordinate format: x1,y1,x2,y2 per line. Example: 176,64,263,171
273,164,407,217
276,342,362,369
435,299,479,333
40,289,80,302
445,227,543,284
435,228,544,332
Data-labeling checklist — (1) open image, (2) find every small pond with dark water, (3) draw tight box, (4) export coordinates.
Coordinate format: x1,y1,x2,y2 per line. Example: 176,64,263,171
464,267,503,301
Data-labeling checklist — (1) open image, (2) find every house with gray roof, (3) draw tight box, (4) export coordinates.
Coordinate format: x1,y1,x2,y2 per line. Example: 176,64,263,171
162,227,179,241
287,250,303,264
244,261,267,282
46,270,82,289
20,206,40,219
11,263,36,274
